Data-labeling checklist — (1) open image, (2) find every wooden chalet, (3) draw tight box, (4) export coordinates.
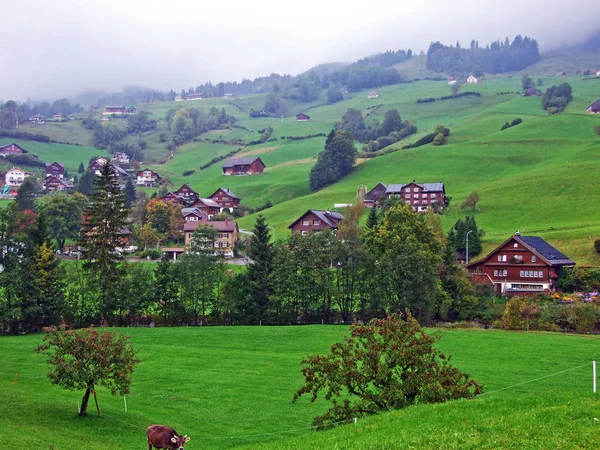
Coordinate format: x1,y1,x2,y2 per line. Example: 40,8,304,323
296,113,310,121
181,207,208,223
112,152,130,164
162,192,186,206
385,181,446,212
0,143,28,156
468,233,575,296
208,188,241,211
136,169,161,186
44,175,73,192
363,182,388,207
103,105,126,115
186,93,206,101
288,210,344,235
45,162,64,179
587,100,600,114
189,198,221,217
88,157,128,178
174,183,199,205
183,220,239,257
222,157,265,175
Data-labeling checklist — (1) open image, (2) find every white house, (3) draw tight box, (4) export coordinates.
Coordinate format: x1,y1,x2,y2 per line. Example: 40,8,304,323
466,75,481,84
112,152,130,164
175,95,184,102
136,169,161,186
5,167,33,187
367,91,381,99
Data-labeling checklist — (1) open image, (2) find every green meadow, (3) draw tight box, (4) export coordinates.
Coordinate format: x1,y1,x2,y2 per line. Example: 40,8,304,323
1,327,599,449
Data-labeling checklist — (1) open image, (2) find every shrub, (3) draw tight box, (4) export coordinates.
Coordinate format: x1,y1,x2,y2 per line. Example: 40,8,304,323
432,133,446,145
594,239,600,254
511,118,523,126
182,169,196,176
293,314,482,430
501,121,511,130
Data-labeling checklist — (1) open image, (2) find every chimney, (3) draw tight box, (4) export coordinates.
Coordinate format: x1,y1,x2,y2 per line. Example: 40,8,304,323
515,230,520,236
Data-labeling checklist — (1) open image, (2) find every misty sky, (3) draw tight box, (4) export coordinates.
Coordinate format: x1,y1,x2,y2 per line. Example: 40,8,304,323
1,0,598,101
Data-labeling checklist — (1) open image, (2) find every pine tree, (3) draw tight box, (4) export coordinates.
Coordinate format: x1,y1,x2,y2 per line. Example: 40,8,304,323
79,163,130,318
78,162,85,173
15,177,40,212
365,206,378,231
124,179,136,207
247,214,273,323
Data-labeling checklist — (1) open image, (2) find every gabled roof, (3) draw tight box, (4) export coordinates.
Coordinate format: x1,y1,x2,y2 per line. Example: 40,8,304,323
46,162,64,169
137,168,160,177
288,210,345,229
0,143,28,153
175,183,198,194
182,207,207,218
385,182,445,193
192,198,220,208
184,220,238,233
588,100,600,112
110,163,129,177
222,157,264,168
209,187,240,200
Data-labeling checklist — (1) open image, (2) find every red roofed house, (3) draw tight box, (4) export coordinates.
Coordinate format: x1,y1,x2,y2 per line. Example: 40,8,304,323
296,113,310,121
467,232,575,296
103,105,127,115
222,157,265,175
44,175,73,192
208,188,241,211
184,220,239,257
288,210,345,235
46,162,65,179
136,169,161,186
186,93,206,101
0,143,28,156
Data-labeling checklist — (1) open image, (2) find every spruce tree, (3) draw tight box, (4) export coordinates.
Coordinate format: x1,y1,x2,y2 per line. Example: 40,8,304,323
365,206,379,231
247,214,273,323
78,162,85,173
124,179,137,207
79,163,130,318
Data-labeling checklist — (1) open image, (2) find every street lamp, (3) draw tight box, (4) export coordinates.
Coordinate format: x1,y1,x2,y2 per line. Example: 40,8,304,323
466,230,473,265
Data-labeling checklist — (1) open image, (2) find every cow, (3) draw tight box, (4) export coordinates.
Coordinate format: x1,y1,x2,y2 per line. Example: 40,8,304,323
146,424,191,450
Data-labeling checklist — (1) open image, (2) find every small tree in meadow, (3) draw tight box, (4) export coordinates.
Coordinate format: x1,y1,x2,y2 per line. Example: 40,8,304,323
293,314,482,429
36,326,141,416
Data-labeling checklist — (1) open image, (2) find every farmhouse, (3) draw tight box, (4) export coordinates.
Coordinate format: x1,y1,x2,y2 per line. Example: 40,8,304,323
136,169,161,186
364,181,446,212
161,192,186,206
5,167,33,187
45,162,64,178
189,198,221,217
296,113,310,121
367,91,381,99
181,207,208,222
126,106,137,114
174,95,184,102
174,183,199,204
208,188,241,211
363,182,388,207
183,220,239,257
0,143,28,156
88,157,129,178
44,175,73,192
448,77,458,85
28,114,45,124
186,93,206,101
595,69,600,77
222,157,265,175
103,105,126,115
468,232,575,296
586,100,600,114
51,113,68,120
288,210,345,235
466,75,481,84
113,152,130,164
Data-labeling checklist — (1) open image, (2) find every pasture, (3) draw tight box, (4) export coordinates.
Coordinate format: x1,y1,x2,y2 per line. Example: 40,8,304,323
1,327,599,449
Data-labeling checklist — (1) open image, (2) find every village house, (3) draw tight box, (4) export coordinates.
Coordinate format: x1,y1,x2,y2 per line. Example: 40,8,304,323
181,207,208,223
586,100,600,114
174,95,184,102
296,113,310,121
88,157,129,178
103,105,126,115
28,114,45,124
51,113,68,120
367,91,381,99
364,181,446,212
222,157,265,175
174,183,199,205
467,232,575,296
186,93,206,101
208,188,241,211
112,152,130,164
44,175,73,192
136,168,161,186
363,182,388,207
189,197,221,218
45,162,64,179
595,69,600,77
448,77,458,85
183,220,239,257
161,192,186,206
288,210,345,235
466,75,481,84
0,143,28,156
5,167,33,187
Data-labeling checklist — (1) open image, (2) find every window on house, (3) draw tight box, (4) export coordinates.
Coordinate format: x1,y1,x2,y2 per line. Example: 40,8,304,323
498,255,502,262
430,193,436,198
513,243,518,248
515,255,523,260
313,220,321,225
494,270,498,276
503,270,507,276
302,220,309,226
301,230,307,236
531,255,536,262
422,194,427,198
528,270,534,277
413,201,418,205
520,270,525,277
503,255,507,262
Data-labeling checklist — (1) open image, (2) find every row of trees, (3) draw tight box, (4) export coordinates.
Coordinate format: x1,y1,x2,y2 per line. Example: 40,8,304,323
309,129,357,191
0,99,84,130
335,108,416,146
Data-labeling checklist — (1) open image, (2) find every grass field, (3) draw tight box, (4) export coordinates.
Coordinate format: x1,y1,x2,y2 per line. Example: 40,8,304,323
1,327,599,449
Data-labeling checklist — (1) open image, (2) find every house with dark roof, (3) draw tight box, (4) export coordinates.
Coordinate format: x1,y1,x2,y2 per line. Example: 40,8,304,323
367,91,381,99
208,188,241,211
0,143,28,156
181,207,208,223
467,232,575,296
587,100,600,114
189,198,221,217
296,113,310,121
288,210,345,235
136,169,161,186
364,181,446,212
46,162,65,179
363,182,388,207
103,105,126,115
222,157,265,175
183,220,239,257
44,175,73,192
173,183,199,205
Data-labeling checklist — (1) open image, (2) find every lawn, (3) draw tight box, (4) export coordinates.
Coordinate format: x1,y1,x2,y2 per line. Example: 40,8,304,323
1,327,599,449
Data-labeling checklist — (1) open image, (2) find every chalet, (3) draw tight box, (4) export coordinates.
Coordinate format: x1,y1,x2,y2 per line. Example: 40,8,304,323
468,233,575,296
45,162,64,179
175,95,184,102
183,220,239,257
586,100,600,114
0,143,28,156
385,181,446,212
5,167,33,187
88,157,129,178
367,91,381,99
126,106,138,114
136,169,161,186
186,93,206,101
466,75,481,84
161,192,186,206
223,93,234,98
222,157,265,175
112,152,130,164
208,188,241,211
181,207,208,223
51,113,68,120
174,183,199,205
28,114,45,124
44,175,73,192
296,113,310,121
189,198,221,217
103,105,126,115
288,210,344,235
363,182,388,207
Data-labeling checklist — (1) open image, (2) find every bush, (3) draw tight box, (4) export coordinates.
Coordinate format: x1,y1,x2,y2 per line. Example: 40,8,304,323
501,121,511,130
511,118,523,126
432,133,446,145
140,248,162,260
292,314,482,430
182,169,196,176
5,154,46,167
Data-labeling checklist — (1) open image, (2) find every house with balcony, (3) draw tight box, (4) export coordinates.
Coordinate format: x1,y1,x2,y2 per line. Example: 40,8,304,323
208,188,241,211
136,169,161,186
183,220,239,257
5,167,33,187
288,210,344,235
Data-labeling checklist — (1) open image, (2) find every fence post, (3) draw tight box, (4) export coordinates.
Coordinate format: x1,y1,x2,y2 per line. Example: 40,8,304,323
594,361,597,393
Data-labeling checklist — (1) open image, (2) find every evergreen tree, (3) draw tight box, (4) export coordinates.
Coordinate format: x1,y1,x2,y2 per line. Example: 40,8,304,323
365,206,379,231
246,214,273,323
33,242,66,327
309,129,357,192
77,170,95,196
124,179,136,207
15,177,40,212
78,162,85,173
451,216,483,258
155,253,180,324
79,163,130,318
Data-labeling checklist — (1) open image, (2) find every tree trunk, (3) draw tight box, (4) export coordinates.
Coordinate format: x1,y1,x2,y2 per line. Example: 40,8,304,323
80,386,92,416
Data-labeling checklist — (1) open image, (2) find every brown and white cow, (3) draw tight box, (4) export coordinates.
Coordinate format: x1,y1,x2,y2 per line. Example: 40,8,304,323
147,424,190,450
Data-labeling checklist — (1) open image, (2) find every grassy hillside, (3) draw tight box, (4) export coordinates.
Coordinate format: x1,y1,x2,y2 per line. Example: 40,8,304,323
1,327,598,449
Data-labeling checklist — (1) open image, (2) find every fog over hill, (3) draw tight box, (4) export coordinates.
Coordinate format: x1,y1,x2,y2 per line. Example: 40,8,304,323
1,0,598,100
